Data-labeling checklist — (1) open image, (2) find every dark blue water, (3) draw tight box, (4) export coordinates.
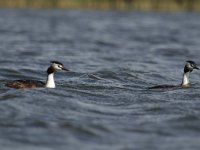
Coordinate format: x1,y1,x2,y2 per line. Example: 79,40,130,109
1,9,200,150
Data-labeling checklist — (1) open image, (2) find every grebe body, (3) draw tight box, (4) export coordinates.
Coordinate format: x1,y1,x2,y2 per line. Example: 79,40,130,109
5,61,69,89
149,61,199,90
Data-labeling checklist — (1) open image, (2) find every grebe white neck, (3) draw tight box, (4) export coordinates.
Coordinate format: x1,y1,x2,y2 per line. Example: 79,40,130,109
45,73,55,88
181,72,190,87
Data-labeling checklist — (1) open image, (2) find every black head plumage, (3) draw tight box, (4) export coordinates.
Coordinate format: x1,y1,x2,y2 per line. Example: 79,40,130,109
50,61,63,66
184,60,199,73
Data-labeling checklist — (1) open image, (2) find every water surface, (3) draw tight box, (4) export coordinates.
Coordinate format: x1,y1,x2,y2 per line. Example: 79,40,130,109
0,9,200,150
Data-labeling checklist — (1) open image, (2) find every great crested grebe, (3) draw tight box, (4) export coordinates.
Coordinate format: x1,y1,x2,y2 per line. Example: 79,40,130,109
5,61,69,89
149,61,199,90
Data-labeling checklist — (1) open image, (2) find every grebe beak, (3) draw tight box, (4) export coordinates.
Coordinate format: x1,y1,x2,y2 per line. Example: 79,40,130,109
62,67,70,71
194,66,200,70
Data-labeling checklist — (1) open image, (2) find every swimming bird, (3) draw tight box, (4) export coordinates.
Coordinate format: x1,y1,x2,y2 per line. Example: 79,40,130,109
5,61,69,89
149,61,199,90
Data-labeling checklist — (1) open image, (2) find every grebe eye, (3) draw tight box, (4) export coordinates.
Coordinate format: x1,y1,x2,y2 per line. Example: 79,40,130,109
58,65,63,68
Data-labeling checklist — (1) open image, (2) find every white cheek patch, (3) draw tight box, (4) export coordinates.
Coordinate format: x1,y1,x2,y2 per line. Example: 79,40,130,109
52,63,63,70
187,63,193,69
52,64,56,68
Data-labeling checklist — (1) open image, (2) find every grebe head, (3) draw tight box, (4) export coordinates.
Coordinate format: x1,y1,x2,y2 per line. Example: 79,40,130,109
45,61,69,88
181,60,199,87
47,61,69,74
51,61,69,71
184,61,199,73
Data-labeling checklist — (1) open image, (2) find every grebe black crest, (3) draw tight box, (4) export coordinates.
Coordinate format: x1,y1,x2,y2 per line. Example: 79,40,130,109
6,61,69,89
149,61,199,90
